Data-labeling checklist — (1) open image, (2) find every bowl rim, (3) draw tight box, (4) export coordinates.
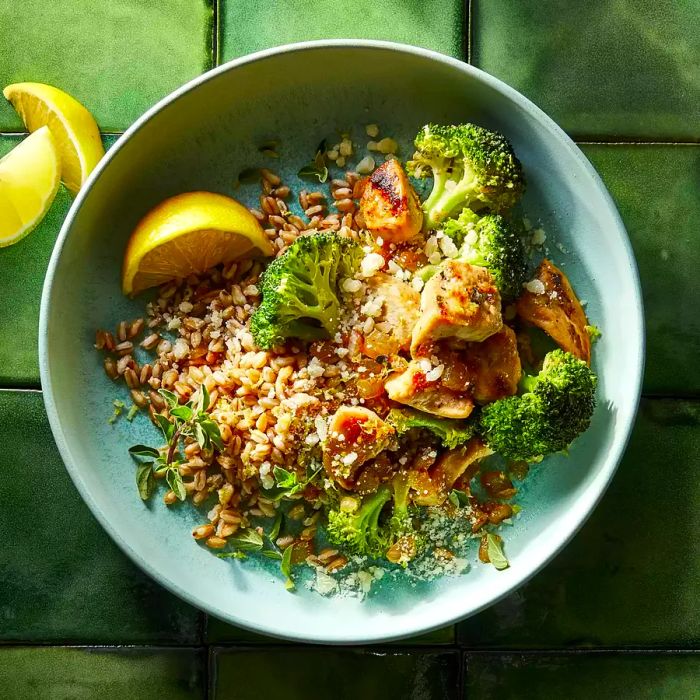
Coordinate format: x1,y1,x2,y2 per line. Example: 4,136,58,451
39,38,645,644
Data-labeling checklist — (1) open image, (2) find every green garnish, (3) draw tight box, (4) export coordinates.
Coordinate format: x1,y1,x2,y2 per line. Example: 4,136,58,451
128,386,223,502
281,543,295,591
297,139,329,183
108,399,125,424
448,489,470,508
486,533,509,570
126,404,139,421
585,324,602,343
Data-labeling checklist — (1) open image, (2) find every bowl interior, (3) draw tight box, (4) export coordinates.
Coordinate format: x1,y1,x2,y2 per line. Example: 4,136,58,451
41,43,643,643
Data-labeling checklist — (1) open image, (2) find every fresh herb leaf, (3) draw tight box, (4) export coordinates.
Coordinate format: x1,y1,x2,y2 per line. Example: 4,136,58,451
260,550,283,561
217,551,247,559
154,413,174,441
170,405,194,421
194,422,207,450
108,399,125,424
136,462,156,500
153,455,170,475
158,389,179,410
268,512,283,542
199,385,211,412
486,533,509,571
273,466,297,489
129,444,160,458
166,468,187,501
281,544,295,591
230,529,264,552
297,139,328,183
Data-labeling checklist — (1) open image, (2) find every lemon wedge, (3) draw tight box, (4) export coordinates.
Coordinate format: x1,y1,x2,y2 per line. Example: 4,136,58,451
122,191,275,295
3,82,104,194
0,126,60,248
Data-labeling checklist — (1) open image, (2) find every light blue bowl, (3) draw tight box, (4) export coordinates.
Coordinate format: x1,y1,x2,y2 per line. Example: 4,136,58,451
40,41,644,644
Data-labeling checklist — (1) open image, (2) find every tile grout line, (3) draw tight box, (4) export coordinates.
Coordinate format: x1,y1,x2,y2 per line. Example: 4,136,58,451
466,0,473,64
212,0,221,68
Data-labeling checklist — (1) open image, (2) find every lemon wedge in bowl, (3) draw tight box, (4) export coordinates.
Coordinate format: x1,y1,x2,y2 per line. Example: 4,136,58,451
3,82,104,194
0,126,60,248
122,191,275,296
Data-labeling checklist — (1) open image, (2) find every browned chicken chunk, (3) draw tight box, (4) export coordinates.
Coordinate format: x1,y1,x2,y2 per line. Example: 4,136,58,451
384,359,474,419
517,259,591,364
462,326,522,404
412,437,494,506
322,406,395,487
360,273,420,359
411,260,502,356
359,159,423,242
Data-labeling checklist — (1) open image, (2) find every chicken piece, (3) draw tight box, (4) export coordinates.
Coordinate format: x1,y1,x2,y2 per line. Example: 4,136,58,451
412,437,494,506
360,272,420,358
462,326,522,404
359,159,423,242
517,259,591,364
384,359,474,419
322,406,395,487
411,260,502,356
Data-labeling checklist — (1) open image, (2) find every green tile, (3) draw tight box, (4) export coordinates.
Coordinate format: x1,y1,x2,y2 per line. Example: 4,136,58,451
459,400,700,648
471,0,700,140
0,647,204,700
463,653,700,700
206,614,455,645
219,0,465,62
581,145,700,396
0,390,202,643
0,1,213,131
0,134,118,387
212,648,459,700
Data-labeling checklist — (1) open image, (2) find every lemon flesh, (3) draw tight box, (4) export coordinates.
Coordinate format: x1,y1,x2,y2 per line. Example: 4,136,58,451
3,82,104,194
0,126,60,247
122,191,275,295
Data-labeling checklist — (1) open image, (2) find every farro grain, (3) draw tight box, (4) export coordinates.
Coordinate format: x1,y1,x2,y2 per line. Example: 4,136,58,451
124,367,139,389
206,536,227,549
332,187,352,199
192,524,215,540
128,318,144,338
115,340,134,356
325,556,348,573
335,198,355,213
164,491,178,505
104,357,118,380
116,355,132,375
305,204,324,217
117,320,128,342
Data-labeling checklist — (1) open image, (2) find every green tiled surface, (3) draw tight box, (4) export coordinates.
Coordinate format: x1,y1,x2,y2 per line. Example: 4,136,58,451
471,0,700,140
0,136,118,387
1,1,698,697
211,648,459,699
0,647,204,700
0,1,213,132
0,390,202,644
463,653,700,699
459,400,700,648
219,0,466,61
581,145,700,396
206,616,455,645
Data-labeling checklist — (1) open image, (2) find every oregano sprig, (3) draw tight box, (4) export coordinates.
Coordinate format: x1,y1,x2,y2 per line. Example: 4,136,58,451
129,386,223,502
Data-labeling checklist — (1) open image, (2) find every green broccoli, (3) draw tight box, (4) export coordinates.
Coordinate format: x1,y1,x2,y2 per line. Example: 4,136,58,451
386,473,424,566
443,211,528,301
387,408,474,449
407,123,524,231
479,349,597,461
251,232,362,349
325,486,392,558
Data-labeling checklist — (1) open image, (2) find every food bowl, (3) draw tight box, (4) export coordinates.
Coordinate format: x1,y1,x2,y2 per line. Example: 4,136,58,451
39,40,644,644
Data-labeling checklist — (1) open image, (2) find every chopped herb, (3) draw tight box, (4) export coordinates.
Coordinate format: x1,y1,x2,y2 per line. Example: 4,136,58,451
136,462,156,500
229,529,264,552
108,399,125,424
260,550,283,561
265,465,321,501
486,533,509,570
126,404,139,421
217,550,247,560
281,543,295,591
268,511,283,542
298,139,328,183
128,386,223,502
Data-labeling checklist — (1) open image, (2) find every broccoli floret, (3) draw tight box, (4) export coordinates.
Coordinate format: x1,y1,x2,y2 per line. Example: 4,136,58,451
387,473,424,566
325,486,392,558
479,349,597,461
444,211,527,301
387,408,474,449
251,232,362,349
407,123,524,230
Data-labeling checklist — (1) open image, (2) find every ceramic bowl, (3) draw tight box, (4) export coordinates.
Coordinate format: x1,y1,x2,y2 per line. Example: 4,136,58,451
40,40,644,644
